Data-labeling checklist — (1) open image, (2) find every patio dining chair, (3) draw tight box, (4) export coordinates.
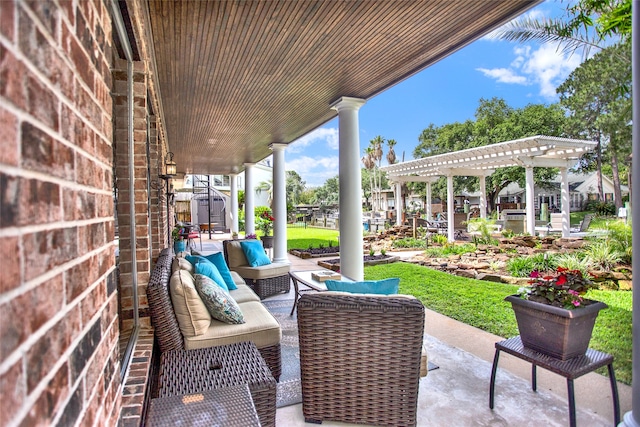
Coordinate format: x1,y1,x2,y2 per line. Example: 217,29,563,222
187,225,202,250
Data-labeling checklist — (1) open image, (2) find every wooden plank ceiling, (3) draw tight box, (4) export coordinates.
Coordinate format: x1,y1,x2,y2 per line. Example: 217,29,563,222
147,0,540,175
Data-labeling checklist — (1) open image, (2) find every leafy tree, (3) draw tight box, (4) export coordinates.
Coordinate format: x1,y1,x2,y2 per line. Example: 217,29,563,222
286,170,306,206
414,98,567,212
312,176,339,207
285,170,306,219
237,189,245,210
557,40,631,209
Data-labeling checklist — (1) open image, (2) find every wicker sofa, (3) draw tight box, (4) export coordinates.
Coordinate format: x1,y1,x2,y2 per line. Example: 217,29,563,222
146,248,282,381
297,292,425,426
223,239,291,299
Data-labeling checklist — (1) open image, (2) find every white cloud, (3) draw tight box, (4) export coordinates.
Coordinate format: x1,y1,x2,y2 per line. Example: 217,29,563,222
522,43,582,98
475,67,528,84
287,127,339,153
477,2,586,101
286,155,340,187
478,43,583,100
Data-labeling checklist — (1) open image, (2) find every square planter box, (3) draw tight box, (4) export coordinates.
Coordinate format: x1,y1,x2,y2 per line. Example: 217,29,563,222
505,294,607,360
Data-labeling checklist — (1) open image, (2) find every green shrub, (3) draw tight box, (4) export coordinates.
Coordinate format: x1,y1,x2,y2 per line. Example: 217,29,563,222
501,228,516,238
603,220,632,264
585,241,622,271
467,218,499,245
554,253,590,277
392,237,428,249
424,247,446,258
441,243,476,256
431,234,448,245
506,253,558,277
584,200,616,215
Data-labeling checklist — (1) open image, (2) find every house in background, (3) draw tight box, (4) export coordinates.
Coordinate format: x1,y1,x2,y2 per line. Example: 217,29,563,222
175,160,273,231
497,171,628,213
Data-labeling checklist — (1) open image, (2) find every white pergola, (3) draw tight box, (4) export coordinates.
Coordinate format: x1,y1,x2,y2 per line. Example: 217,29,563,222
381,135,597,241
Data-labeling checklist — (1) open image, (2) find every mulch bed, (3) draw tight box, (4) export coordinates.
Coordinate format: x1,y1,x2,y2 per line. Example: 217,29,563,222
289,246,340,259
318,254,399,272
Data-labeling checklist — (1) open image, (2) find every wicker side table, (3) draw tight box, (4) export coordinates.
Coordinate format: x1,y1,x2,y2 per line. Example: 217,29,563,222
158,342,276,427
146,384,260,426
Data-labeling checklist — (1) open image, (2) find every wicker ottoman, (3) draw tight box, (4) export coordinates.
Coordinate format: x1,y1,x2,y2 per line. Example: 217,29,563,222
157,341,276,427
146,384,260,426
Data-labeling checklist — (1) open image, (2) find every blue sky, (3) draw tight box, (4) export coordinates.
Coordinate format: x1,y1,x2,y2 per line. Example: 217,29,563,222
285,0,585,187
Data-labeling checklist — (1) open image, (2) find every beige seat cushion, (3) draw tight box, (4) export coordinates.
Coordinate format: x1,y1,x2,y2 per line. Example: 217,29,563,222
229,282,260,304
184,300,281,350
233,262,290,280
230,271,246,287
169,270,211,337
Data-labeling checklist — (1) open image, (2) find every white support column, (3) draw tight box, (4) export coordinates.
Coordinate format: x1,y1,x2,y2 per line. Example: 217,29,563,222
622,5,640,426
560,167,571,238
525,166,535,235
479,175,487,219
270,143,289,263
447,174,455,242
244,163,256,235
230,173,239,234
426,181,432,220
395,181,403,226
331,96,366,281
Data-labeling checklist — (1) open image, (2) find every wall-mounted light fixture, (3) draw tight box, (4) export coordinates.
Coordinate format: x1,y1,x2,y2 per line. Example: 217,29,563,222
160,152,177,179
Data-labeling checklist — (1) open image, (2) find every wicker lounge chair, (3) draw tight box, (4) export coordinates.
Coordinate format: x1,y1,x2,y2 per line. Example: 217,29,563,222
223,239,290,299
297,293,425,427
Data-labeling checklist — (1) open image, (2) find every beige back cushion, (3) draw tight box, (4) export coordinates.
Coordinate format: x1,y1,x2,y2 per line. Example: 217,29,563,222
169,270,211,336
226,240,249,268
171,257,194,274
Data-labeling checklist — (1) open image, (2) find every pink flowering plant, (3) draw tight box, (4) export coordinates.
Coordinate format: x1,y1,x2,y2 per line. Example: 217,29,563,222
256,210,275,236
517,267,597,309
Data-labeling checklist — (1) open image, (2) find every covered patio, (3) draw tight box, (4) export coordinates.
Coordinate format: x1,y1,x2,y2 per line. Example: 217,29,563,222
380,135,598,241
2,0,637,426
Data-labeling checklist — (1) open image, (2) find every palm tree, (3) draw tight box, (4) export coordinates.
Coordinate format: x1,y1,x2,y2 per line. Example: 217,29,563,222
362,146,376,211
370,136,385,212
494,1,630,63
386,139,397,165
255,179,273,207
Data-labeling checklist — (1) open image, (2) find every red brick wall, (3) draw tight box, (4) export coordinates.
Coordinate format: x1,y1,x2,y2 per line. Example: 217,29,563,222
0,1,122,425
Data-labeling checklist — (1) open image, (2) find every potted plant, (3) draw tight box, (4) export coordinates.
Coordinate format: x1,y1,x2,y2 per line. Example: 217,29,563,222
505,267,606,360
172,226,186,253
257,210,275,248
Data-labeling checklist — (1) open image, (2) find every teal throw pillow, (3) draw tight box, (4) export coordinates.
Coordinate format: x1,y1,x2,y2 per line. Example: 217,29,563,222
204,252,237,290
325,278,399,295
240,240,271,267
193,259,228,292
194,274,245,324
186,254,236,289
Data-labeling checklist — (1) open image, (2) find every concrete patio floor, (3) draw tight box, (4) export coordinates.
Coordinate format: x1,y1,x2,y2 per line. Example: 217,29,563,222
194,232,632,426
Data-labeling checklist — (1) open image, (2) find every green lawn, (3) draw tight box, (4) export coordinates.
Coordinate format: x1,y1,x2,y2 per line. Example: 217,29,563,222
364,262,633,385
286,225,339,250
